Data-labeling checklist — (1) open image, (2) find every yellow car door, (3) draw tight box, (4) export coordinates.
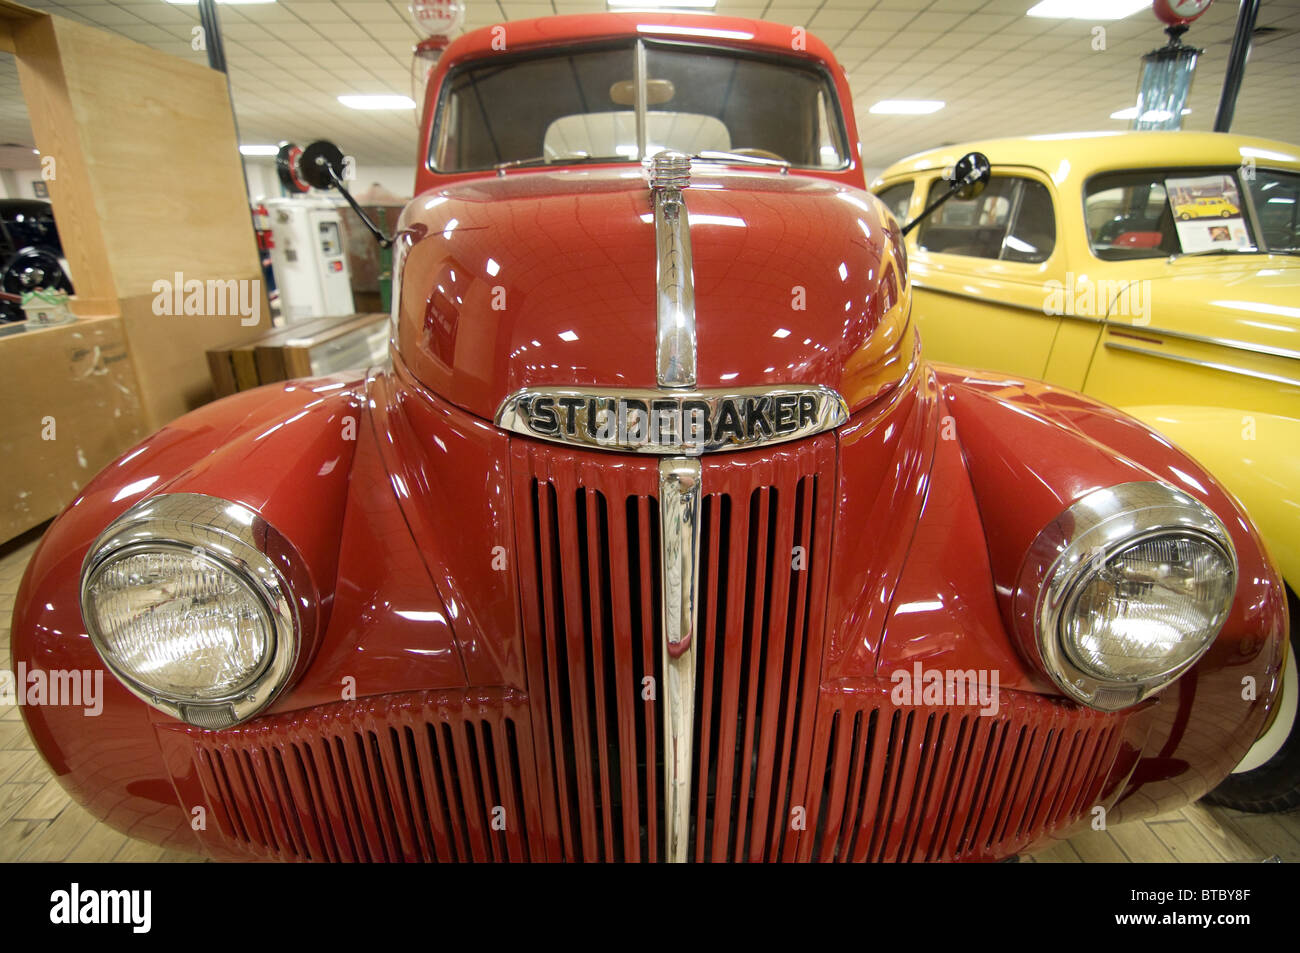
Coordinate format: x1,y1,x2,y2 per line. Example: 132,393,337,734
889,169,1067,379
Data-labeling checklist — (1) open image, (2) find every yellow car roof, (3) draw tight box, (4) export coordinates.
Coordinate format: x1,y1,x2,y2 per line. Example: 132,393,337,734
874,132,1300,190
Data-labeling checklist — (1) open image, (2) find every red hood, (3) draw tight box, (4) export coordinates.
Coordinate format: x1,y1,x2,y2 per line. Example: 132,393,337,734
393,166,915,421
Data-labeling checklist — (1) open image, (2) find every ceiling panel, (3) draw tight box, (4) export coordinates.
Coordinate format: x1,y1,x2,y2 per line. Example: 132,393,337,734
0,0,1296,172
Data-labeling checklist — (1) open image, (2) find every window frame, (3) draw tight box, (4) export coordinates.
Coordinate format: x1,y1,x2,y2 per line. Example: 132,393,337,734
914,172,1058,265
874,180,916,225
1080,165,1288,262
425,37,852,175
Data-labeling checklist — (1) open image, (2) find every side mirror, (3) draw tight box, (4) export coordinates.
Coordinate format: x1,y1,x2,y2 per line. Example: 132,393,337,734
297,140,348,191
292,139,393,249
901,151,991,237
951,151,991,200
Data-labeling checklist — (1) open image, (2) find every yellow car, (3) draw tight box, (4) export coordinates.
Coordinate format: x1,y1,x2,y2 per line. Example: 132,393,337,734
1174,196,1242,220
873,131,1300,812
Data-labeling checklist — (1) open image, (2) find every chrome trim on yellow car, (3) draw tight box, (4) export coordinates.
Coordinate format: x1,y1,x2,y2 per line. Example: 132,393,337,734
911,279,1103,321
1125,325,1300,363
1104,341,1300,389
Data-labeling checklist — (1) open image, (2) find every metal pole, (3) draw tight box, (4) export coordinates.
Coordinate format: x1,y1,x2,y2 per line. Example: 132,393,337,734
1214,0,1261,132
197,0,228,73
198,0,264,321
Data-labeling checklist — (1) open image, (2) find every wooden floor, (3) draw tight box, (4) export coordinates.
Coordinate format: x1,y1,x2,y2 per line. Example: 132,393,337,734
2,531,1297,864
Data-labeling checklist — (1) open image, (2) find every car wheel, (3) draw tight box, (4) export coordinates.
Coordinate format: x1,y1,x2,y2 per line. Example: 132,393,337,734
1203,586,1300,813
1179,212,1190,220
1221,210,1231,218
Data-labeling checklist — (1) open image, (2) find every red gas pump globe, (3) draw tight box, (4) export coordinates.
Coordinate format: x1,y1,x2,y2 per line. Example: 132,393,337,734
409,0,465,37
1153,0,1213,26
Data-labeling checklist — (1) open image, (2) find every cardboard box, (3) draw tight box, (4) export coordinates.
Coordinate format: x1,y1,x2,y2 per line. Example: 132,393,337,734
0,315,146,542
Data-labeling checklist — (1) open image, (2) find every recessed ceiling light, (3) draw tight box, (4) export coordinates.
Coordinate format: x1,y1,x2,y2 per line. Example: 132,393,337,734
1110,106,1193,120
1027,0,1150,19
338,94,416,110
869,100,945,115
239,144,279,156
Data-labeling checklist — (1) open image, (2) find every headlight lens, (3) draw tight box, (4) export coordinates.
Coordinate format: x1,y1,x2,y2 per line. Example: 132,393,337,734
84,547,272,699
1020,482,1237,711
80,493,300,729
1062,534,1236,681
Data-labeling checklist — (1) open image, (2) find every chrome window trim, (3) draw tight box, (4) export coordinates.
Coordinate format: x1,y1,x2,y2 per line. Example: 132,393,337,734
658,458,700,863
1016,481,1237,711
1104,341,1300,389
79,493,301,730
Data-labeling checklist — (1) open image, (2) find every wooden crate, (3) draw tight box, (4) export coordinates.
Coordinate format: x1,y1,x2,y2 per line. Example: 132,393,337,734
208,313,389,393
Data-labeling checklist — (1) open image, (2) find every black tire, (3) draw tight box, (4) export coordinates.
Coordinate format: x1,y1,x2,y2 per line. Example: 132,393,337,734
1203,587,1300,813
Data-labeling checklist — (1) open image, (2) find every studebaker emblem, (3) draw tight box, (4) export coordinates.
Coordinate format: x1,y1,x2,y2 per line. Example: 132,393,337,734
494,385,850,455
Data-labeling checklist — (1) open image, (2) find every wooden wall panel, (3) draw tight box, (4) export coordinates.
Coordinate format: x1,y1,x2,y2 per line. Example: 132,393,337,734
10,2,269,429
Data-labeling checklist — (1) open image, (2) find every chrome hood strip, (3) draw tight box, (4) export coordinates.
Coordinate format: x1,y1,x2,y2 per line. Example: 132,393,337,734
653,153,699,863
652,151,696,388
659,457,701,863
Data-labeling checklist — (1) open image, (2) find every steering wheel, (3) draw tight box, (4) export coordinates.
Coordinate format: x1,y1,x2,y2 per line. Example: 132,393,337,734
730,147,787,162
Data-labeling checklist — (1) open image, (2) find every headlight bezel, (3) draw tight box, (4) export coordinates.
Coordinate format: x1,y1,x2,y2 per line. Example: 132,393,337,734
80,493,302,729
1017,481,1238,711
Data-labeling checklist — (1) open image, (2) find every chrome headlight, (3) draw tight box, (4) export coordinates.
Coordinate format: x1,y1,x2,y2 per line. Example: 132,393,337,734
80,493,300,729
1019,482,1237,711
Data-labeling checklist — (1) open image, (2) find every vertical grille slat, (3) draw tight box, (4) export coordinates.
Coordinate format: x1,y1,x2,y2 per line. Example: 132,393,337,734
606,497,645,861
708,477,752,861
552,484,603,860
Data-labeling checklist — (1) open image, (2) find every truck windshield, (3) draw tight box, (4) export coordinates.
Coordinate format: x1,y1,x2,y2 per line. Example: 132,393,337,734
430,39,848,173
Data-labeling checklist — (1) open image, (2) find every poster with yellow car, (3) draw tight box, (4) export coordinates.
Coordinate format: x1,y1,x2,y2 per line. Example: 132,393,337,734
1168,174,1252,252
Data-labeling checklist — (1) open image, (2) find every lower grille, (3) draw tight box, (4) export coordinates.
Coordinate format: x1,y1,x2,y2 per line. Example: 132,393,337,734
174,689,541,861
803,689,1130,862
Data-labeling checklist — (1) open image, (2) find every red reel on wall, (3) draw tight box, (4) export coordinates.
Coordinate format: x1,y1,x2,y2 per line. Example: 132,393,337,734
1152,0,1214,27
275,142,310,194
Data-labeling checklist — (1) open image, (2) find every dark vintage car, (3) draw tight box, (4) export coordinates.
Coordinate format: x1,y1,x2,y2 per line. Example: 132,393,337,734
0,198,73,322
10,13,1289,862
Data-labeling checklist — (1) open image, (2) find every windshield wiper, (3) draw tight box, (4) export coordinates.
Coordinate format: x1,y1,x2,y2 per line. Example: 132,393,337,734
694,150,790,172
1168,246,1259,261
494,153,622,174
